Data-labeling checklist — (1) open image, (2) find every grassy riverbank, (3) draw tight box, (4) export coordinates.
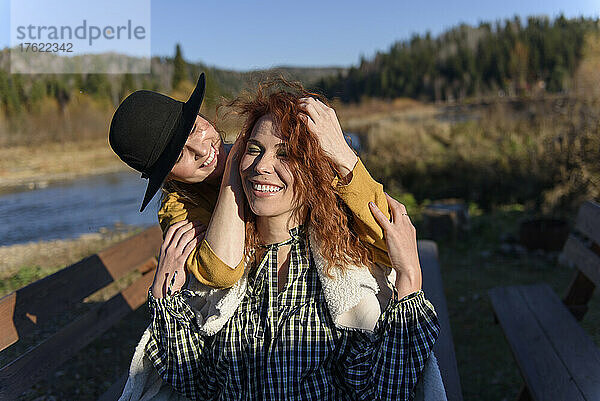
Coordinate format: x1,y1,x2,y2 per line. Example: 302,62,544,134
342,95,599,217
4,92,597,218
0,139,129,194
0,98,425,195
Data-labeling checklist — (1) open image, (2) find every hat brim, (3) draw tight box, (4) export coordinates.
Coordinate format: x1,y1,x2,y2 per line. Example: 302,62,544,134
139,73,206,212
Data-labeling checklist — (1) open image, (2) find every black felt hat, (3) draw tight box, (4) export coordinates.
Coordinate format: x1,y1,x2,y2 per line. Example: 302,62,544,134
109,73,205,212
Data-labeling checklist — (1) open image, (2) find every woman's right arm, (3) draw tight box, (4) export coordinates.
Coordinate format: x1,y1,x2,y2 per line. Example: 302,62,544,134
146,220,212,399
158,194,246,289
203,135,246,272
157,136,247,289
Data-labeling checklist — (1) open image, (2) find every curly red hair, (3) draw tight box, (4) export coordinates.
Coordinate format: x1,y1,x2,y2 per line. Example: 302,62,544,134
229,80,372,275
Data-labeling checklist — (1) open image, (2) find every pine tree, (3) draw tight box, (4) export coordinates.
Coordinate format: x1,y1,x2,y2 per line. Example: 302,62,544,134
28,80,46,110
172,44,187,90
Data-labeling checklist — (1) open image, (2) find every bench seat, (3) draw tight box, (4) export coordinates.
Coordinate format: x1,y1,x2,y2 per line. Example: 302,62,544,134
488,283,600,401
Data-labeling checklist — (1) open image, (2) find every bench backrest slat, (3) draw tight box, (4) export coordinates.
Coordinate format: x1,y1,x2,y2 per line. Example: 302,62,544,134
0,226,162,352
0,266,156,400
0,294,18,353
574,201,600,245
562,234,600,287
560,201,600,320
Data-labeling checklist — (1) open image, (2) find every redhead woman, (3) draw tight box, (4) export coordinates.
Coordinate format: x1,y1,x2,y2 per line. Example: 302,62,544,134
110,74,398,293
119,85,441,401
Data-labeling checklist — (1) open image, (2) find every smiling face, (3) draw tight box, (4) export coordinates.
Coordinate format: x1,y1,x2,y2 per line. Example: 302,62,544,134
240,114,298,220
169,114,226,184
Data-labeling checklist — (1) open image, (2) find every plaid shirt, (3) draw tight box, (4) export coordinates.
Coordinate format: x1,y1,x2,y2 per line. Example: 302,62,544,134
146,226,440,401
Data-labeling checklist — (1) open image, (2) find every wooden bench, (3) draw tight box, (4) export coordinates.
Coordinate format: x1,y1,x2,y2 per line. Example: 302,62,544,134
488,200,600,401
419,240,464,401
0,226,163,400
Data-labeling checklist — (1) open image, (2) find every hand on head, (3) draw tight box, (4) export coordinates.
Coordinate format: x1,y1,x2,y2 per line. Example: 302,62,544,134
298,97,358,177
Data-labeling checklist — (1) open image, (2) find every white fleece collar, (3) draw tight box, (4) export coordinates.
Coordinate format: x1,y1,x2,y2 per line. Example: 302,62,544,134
308,227,384,332
184,226,391,335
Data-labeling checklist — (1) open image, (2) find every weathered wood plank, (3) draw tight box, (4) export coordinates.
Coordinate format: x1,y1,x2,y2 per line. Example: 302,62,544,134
418,240,464,401
0,226,161,352
574,201,600,245
520,284,600,400
0,293,18,351
563,271,595,321
137,257,159,275
561,234,600,287
0,269,155,400
97,225,162,279
488,285,585,401
0,255,157,353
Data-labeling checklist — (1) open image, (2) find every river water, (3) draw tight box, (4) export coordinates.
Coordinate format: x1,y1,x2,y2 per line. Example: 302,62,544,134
0,133,362,246
0,171,158,247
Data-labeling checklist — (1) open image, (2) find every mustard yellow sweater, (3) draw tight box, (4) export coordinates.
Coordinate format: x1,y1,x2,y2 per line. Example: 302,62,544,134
158,158,391,289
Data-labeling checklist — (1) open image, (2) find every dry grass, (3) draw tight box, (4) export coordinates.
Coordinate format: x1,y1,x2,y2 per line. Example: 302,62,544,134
334,97,425,121
0,89,245,195
0,139,128,194
0,94,115,146
573,32,600,101
334,32,600,217
344,96,600,216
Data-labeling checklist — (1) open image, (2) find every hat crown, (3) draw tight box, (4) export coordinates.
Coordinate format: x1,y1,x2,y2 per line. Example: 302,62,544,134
109,90,183,174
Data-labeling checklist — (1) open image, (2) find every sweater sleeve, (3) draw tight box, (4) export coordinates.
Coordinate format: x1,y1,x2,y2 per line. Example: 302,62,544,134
335,158,392,267
145,289,209,400
340,290,440,400
158,191,245,289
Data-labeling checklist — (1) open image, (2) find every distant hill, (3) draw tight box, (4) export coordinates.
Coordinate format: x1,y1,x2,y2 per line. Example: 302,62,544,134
0,47,345,116
0,47,348,144
3,14,598,120
317,15,600,102
204,65,347,96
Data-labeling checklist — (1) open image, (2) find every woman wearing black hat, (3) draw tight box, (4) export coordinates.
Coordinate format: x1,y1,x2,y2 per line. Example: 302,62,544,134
109,74,396,294
118,84,443,401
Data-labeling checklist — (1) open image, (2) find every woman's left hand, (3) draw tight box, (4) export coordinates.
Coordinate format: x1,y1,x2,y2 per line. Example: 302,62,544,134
298,97,358,178
369,193,422,298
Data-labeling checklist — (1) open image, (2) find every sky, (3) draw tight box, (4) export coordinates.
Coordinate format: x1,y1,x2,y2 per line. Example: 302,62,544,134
0,0,598,71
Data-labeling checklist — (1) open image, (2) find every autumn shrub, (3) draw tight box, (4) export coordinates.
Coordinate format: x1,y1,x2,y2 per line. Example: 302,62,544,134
361,96,599,217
